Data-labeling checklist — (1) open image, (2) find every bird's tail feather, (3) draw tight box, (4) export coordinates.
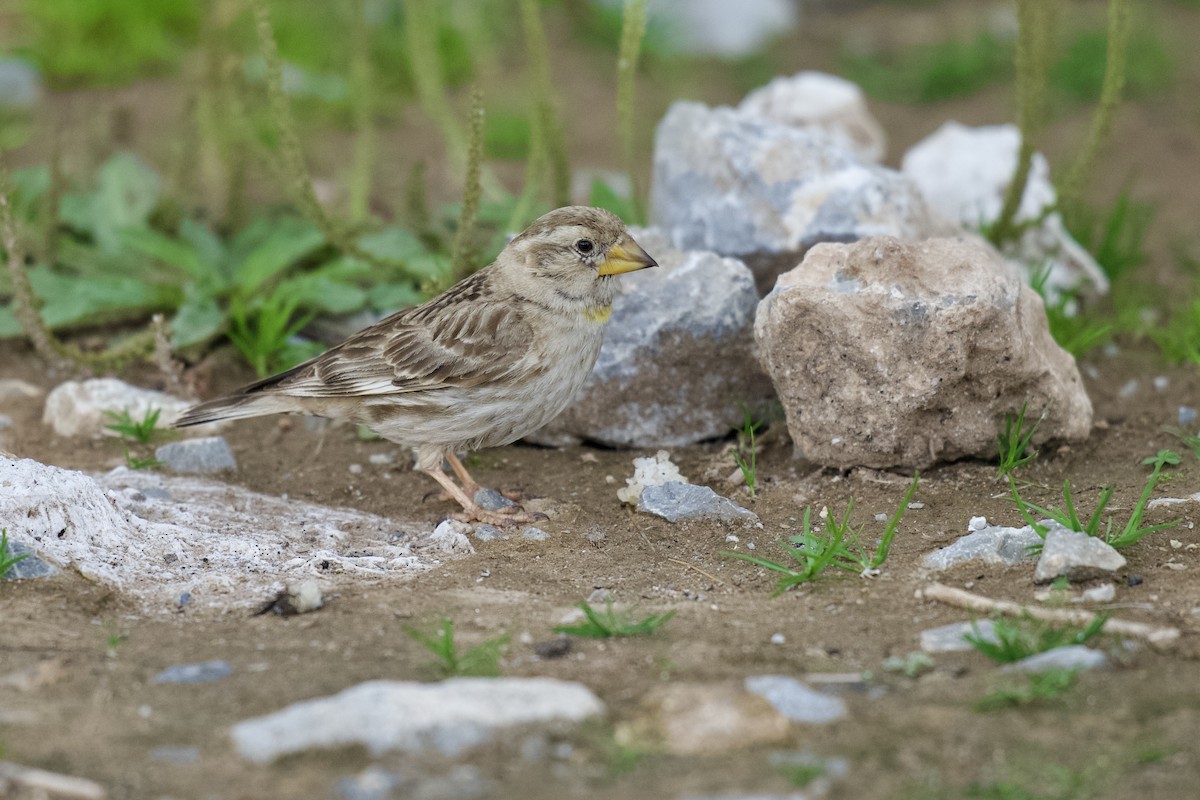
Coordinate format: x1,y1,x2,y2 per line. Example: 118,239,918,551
173,394,293,428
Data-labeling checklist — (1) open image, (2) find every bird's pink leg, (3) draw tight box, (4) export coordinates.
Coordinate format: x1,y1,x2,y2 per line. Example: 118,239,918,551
445,453,482,497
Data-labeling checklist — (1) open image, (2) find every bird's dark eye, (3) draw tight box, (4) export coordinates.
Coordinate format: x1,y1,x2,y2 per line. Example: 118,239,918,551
575,239,595,255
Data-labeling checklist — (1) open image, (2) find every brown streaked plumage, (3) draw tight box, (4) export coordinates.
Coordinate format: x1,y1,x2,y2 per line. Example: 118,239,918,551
175,206,657,525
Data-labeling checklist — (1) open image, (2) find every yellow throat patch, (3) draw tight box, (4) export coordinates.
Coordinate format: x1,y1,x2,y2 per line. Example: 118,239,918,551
584,304,613,323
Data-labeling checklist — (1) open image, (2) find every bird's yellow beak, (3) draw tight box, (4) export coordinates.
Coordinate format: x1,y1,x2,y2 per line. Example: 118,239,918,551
598,237,658,276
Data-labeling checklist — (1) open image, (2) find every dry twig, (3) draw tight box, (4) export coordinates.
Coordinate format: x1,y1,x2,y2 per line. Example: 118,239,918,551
916,582,1181,650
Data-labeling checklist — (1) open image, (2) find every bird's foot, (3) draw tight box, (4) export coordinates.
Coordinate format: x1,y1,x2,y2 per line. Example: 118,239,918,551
451,503,549,528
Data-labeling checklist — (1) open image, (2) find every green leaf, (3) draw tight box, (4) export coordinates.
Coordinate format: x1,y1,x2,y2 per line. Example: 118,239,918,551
0,304,19,338
25,267,176,330
589,179,638,223
121,227,210,284
60,153,162,255
356,227,430,266
368,282,424,311
233,221,325,294
283,276,368,314
171,291,226,348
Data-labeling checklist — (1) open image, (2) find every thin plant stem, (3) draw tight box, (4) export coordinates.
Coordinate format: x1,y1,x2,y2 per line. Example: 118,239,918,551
1060,0,1132,211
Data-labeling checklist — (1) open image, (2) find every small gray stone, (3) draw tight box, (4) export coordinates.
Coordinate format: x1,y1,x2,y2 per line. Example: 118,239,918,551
1179,406,1198,426
522,527,550,541
0,414,11,429
1034,526,1126,584
1001,645,1108,674
230,678,604,763
335,766,406,800
473,488,518,511
922,524,1043,570
1079,583,1115,603
2,539,60,580
637,482,759,525
472,525,504,542
920,620,997,653
0,58,41,109
155,437,237,474
153,660,233,684
744,675,847,724
149,745,201,764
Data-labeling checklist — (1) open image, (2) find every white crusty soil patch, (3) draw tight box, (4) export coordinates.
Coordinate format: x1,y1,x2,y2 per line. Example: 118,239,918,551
1,458,467,612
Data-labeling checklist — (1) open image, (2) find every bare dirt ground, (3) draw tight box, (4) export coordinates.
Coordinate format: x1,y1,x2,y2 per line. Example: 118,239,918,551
4,2,1200,798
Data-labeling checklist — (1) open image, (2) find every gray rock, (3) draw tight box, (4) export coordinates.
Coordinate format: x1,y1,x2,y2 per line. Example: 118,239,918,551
148,746,201,764
153,660,233,684
522,527,550,542
155,437,237,474
1001,645,1108,674
744,675,847,724
472,525,504,542
531,229,773,448
335,766,406,800
754,236,1093,469
473,488,517,511
650,101,943,291
42,378,195,438
922,524,1043,570
230,678,604,763
0,58,41,109
1,539,60,580
920,620,997,653
1,457,446,612
740,71,887,162
901,122,1107,298
637,482,759,525
1034,526,1126,584
1179,406,1197,426
641,0,797,58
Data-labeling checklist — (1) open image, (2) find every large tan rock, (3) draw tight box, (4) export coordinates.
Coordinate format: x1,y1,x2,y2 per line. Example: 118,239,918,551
753,236,1092,469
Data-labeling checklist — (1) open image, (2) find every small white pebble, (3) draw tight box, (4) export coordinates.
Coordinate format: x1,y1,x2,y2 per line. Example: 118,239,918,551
818,506,829,520
725,534,740,543
348,463,363,475
831,437,843,445
746,542,756,550
770,633,785,645
580,452,599,463
1118,379,1139,398
874,513,887,522
968,516,988,531
1170,539,1183,549
907,502,925,510
605,475,615,484
1165,562,1187,571
1080,583,1115,603
368,453,393,465
138,705,153,719
1154,376,1169,392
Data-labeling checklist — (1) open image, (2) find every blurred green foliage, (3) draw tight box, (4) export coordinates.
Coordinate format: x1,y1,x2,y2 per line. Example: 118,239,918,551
1051,25,1175,102
841,34,1013,104
19,0,201,85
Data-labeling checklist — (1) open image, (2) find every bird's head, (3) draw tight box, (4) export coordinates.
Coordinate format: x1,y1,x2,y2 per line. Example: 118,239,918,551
500,206,657,310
